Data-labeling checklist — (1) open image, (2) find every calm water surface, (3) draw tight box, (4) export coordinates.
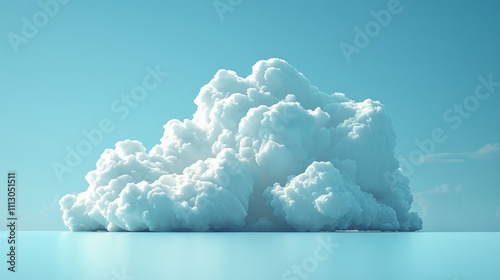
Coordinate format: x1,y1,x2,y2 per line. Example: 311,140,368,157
0,232,498,279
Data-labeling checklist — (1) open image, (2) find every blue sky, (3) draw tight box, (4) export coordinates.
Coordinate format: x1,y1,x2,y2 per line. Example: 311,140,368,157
1,0,499,231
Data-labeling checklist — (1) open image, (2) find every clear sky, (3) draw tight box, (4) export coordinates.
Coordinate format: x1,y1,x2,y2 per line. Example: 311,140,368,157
1,0,499,231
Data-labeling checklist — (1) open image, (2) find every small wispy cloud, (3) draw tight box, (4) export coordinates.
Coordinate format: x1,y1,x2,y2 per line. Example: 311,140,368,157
413,184,462,217
418,143,500,163
415,184,463,196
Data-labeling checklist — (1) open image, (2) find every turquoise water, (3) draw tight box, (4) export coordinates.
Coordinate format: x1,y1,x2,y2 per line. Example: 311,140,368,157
0,232,499,279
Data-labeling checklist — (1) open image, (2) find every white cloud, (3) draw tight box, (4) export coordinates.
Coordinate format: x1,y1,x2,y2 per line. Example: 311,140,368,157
59,58,422,232
418,143,500,163
412,184,462,222
472,143,500,159
415,184,462,196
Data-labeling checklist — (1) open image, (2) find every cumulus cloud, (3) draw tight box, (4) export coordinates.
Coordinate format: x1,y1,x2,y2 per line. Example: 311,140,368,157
418,143,500,163
59,58,422,232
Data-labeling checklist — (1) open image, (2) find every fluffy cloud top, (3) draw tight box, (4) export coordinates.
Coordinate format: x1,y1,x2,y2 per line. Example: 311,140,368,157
59,58,423,232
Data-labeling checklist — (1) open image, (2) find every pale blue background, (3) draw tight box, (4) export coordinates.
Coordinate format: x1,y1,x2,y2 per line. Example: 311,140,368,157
0,0,499,231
